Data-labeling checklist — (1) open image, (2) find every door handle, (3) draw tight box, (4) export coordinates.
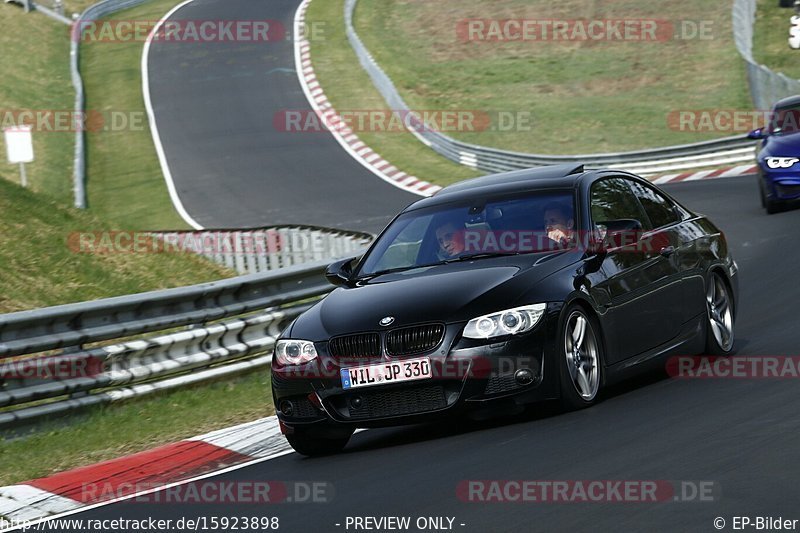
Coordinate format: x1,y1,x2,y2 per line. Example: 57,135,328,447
659,246,676,257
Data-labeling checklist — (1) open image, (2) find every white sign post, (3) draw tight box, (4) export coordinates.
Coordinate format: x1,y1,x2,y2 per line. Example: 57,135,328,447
4,125,34,188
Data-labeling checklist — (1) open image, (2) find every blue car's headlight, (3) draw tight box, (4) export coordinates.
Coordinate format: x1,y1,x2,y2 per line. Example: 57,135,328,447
463,304,546,339
275,339,318,365
765,157,799,169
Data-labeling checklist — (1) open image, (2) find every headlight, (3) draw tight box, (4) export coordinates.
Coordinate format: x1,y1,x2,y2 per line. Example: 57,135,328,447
463,304,546,339
765,157,799,169
275,339,318,365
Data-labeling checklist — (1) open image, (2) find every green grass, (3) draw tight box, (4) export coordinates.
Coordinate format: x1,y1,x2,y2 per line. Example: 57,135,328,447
306,0,480,187
0,369,274,486
0,176,232,313
307,0,752,184
0,3,77,202
0,144,273,489
81,0,190,229
753,0,800,81
0,0,188,227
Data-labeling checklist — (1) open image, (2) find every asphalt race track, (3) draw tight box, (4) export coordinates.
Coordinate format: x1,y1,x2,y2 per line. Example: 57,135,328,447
50,176,800,532
146,0,419,233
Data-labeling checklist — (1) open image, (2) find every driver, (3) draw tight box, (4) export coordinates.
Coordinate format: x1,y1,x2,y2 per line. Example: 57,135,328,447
435,220,466,259
543,202,575,247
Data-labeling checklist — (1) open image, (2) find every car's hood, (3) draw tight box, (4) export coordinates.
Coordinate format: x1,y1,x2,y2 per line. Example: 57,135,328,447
289,251,579,340
761,133,800,157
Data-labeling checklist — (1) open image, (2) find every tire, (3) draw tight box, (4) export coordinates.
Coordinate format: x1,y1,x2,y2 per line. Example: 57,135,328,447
760,179,782,214
705,272,735,356
766,198,782,214
286,429,353,457
558,305,604,410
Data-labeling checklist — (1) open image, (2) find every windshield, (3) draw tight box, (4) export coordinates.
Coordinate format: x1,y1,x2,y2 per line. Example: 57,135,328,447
768,105,800,136
357,190,577,277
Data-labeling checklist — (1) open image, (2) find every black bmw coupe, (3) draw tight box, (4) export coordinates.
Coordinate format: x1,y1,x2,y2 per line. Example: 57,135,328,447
272,164,738,455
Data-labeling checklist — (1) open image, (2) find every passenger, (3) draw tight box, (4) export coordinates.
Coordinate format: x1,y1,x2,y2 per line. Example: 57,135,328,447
543,201,575,247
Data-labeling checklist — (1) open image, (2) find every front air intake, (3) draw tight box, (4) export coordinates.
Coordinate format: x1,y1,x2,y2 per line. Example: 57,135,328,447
328,332,381,359
386,323,445,357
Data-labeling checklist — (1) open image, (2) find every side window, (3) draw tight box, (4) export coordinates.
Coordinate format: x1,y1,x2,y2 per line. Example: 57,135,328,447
628,181,680,229
590,178,649,228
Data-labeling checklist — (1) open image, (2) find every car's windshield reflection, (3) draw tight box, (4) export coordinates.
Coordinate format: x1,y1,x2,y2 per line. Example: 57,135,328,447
357,191,577,277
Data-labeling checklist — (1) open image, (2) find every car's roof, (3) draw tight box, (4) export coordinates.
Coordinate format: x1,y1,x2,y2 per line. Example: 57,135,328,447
774,95,800,109
405,164,591,211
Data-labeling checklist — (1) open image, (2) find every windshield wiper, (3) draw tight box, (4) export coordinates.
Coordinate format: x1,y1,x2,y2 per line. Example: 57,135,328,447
442,251,522,263
354,266,419,281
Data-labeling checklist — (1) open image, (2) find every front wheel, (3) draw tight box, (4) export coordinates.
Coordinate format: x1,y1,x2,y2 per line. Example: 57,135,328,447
705,272,735,355
558,306,603,410
286,429,353,457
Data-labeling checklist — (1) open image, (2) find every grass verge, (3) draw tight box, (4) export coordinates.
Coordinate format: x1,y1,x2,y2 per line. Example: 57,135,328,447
307,0,752,184
0,3,77,202
0,2,230,313
0,369,274,486
1,0,187,227
0,176,231,313
753,0,800,81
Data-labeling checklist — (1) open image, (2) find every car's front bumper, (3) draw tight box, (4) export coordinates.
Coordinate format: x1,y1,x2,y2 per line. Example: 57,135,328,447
271,304,563,432
761,167,800,201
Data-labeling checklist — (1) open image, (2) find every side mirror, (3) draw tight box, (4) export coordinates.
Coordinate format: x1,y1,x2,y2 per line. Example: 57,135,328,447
747,128,766,140
592,219,644,252
325,256,357,287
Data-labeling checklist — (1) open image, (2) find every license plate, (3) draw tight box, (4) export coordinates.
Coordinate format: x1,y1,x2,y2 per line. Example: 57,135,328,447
340,357,432,390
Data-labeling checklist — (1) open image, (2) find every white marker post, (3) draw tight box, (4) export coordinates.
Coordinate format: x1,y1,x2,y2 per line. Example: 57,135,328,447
4,125,34,188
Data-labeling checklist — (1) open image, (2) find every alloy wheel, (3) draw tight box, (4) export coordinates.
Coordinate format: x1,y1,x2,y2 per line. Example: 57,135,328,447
564,311,600,401
707,274,734,352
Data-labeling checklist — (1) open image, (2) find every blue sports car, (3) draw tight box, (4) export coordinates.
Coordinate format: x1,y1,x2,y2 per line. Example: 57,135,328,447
749,95,800,214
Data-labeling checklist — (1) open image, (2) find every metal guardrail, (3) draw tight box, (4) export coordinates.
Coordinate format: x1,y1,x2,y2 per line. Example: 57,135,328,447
0,305,308,428
343,0,757,175
71,0,152,209
0,259,339,358
29,1,72,24
733,0,800,111
0,255,366,429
